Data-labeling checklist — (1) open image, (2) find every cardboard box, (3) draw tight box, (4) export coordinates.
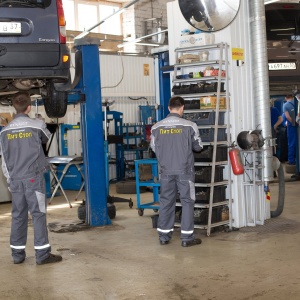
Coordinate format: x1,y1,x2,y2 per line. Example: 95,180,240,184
203,69,226,77
200,97,227,109
0,113,15,126
179,33,215,48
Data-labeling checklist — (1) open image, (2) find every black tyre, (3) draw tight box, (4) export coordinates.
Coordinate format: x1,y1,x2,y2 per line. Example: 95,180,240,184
116,180,147,194
108,203,116,219
138,209,144,216
77,203,116,221
286,163,296,174
44,82,68,118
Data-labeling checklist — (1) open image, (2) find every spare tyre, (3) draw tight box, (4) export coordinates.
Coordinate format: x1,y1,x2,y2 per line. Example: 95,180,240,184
44,82,68,118
77,203,116,222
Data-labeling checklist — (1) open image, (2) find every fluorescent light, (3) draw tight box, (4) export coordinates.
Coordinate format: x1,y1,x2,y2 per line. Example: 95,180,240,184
135,42,160,47
117,29,168,48
270,28,295,31
264,0,280,4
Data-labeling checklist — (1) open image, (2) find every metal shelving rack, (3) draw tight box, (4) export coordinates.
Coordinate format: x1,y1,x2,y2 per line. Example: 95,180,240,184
173,42,232,236
122,124,148,177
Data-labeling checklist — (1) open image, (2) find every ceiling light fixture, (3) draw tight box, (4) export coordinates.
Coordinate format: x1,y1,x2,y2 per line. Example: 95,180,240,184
135,42,161,47
270,28,295,31
264,0,280,5
117,29,168,49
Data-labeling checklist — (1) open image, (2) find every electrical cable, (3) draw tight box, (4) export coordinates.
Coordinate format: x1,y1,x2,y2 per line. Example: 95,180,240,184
101,52,125,89
128,97,147,101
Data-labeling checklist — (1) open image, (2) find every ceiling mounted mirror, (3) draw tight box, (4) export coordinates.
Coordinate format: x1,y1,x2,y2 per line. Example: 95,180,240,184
179,0,241,32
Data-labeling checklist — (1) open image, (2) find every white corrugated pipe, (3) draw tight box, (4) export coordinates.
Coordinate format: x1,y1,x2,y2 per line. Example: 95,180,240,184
249,0,274,181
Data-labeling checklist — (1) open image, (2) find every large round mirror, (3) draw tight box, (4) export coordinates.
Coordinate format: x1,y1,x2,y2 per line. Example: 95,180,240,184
179,0,241,32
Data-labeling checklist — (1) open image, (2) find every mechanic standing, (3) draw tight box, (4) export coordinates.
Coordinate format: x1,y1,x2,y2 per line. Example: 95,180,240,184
150,96,203,247
0,92,62,265
283,94,297,165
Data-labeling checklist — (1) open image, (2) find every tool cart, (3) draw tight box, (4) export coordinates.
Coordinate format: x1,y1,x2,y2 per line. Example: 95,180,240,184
134,158,160,216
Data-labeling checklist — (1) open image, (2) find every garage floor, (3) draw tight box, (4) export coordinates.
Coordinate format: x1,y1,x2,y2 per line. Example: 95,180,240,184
0,176,299,300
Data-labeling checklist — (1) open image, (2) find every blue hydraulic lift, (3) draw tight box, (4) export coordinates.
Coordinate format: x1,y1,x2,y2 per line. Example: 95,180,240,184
68,37,111,226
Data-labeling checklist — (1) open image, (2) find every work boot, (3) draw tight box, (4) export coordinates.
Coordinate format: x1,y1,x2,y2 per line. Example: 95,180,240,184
13,257,25,264
36,254,62,265
160,240,169,245
181,238,202,247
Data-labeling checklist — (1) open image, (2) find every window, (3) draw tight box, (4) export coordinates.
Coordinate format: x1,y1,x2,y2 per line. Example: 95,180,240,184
63,0,75,30
99,4,122,35
62,0,121,35
78,3,98,33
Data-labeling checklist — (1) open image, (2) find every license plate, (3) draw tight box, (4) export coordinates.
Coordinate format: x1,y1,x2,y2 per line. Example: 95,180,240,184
268,62,297,70
0,22,21,34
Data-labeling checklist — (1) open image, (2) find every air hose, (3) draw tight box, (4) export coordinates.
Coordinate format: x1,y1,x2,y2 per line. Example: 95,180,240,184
271,162,285,218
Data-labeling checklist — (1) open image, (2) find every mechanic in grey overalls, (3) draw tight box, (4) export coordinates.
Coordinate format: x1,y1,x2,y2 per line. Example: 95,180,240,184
150,96,203,247
0,92,62,265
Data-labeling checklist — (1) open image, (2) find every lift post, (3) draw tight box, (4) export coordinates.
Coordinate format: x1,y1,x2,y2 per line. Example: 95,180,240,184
73,37,111,226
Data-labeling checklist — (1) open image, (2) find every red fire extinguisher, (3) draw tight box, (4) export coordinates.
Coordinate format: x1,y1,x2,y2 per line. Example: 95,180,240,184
229,144,244,175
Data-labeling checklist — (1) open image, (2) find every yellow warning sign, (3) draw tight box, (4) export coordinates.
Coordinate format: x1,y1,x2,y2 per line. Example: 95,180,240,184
144,64,150,76
232,48,244,60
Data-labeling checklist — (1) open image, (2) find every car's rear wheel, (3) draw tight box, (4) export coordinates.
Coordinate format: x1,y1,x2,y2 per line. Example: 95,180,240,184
44,82,68,118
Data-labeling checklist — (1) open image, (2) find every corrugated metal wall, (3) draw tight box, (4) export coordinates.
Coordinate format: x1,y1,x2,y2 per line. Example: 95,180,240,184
100,54,155,97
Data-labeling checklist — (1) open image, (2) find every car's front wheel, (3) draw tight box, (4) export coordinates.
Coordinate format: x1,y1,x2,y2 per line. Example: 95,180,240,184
44,82,68,118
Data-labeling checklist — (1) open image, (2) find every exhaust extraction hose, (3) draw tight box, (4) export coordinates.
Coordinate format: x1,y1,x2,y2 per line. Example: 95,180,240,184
249,0,273,181
271,163,285,218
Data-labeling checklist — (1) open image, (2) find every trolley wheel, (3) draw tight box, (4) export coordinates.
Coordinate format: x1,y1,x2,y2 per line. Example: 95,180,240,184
129,199,133,209
153,209,158,212
224,226,231,233
138,209,144,216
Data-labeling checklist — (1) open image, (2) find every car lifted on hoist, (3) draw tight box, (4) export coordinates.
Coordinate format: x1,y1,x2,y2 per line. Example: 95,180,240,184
0,0,70,118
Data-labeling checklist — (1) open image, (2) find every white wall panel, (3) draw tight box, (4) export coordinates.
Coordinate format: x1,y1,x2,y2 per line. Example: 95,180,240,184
167,0,257,228
100,54,155,97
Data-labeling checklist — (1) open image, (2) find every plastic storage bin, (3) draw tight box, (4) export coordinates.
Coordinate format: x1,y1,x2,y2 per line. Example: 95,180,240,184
193,207,223,225
184,99,200,109
193,145,228,162
184,112,225,125
199,128,227,142
194,166,224,183
203,82,225,93
195,186,227,203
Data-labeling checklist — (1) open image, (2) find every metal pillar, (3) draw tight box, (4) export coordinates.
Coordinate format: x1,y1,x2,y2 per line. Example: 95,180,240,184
156,51,171,119
74,38,111,226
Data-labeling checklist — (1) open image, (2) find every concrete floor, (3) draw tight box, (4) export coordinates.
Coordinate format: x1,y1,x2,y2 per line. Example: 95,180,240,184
0,178,300,300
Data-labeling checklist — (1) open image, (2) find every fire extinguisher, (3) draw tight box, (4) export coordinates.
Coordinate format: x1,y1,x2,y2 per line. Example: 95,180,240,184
229,143,244,175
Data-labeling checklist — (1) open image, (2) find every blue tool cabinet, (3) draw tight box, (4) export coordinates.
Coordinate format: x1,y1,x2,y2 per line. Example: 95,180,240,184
134,159,160,216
